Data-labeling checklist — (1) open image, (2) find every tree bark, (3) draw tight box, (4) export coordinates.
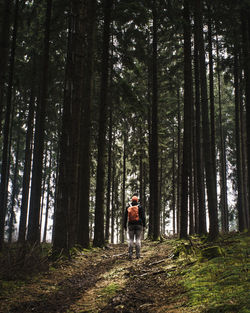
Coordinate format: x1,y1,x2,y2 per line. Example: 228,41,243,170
27,0,52,244
43,149,52,243
121,134,127,243
148,104,154,238
216,39,228,233
241,8,250,228
234,50,246,231
111,158,115,244
0,0,19,249
172,137,176,235
195,0,218,239
93,0,113,247
177,88,181,235
105,105,113,243
193,7,206,235
192,110,199,234
53,0,85,253
151,0,160,240
40,145,48,237
180,0,193,239
8,130,21,243
18,54,36,242
78,0,96,248
239,63,249,228
207,4,217,184
0,0,12,134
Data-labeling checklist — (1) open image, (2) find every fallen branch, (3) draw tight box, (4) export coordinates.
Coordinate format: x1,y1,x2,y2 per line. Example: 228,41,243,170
112,253,127,258
148,259,165,266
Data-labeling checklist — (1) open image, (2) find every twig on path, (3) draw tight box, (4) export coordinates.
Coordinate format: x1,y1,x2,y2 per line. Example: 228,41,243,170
112,253,127,258
148,259,165,266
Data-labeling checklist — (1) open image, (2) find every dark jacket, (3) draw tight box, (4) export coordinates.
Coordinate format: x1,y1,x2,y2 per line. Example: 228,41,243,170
124,201,146,228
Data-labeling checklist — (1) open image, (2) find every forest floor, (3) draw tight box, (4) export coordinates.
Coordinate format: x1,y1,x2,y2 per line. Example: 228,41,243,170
0,233,249,313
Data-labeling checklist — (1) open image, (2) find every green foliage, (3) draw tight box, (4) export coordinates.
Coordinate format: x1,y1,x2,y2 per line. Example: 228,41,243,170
181,233,250,313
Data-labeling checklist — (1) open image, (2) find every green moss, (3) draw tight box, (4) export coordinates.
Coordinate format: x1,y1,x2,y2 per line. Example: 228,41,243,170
181,233,250,313
199,246,223,260
100,283,120,297
204,303,242,313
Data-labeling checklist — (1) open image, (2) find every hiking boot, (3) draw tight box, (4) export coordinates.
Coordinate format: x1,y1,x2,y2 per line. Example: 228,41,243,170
128,255,132,260
136,255,140,259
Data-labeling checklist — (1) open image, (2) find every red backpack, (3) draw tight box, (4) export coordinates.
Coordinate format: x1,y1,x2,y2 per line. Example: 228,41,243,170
128,205,139,222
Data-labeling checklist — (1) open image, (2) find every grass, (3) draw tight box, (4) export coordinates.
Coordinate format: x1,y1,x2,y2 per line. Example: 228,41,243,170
180,232,250,313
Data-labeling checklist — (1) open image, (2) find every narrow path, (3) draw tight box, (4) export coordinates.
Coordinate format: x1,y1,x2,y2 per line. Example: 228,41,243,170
1,241,195,313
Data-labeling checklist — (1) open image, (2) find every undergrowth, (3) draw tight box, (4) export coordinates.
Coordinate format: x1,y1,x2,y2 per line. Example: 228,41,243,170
0,242,52,281
179,232,250,313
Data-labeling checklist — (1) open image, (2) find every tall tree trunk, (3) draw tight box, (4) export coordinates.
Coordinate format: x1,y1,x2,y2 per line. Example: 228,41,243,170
121,134,127,243
115,174,119,243
18,55,36,242
180,0,193,238
43,149,52,243
189,169,194,235
189,95,195,235
172,137,176,235
27,0,52,244
139,125,145,206
0,0,12,134
105,106,113,243
148,104,154,238
5,97,16,229
93,0,113,247
234,50,246,231
151,0,160,240
8,130,21,243
207,4,217,184
193,8,206,235
105,34,113,244
78,0,96,248
216,36,228,232
195,0,218,239
147,27,153,237
111,158,115,244
53,0,85,253
0,0,19,250
40,146,48,237
177,88,181,235
241,9,250,227
192,112,199,234
159,156,163,234
239,63,249,228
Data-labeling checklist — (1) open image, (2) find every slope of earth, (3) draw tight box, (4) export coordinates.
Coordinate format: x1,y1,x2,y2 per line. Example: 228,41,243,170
0,233,249,313
0,239,193,313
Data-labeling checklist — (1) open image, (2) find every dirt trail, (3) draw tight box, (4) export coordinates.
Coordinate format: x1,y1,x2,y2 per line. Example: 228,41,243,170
1,240,195,313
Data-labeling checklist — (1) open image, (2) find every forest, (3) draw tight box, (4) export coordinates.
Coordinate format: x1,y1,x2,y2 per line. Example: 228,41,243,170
0,0,250,312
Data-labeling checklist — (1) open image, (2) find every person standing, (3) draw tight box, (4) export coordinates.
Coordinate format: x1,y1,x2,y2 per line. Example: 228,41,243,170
124,195,146,259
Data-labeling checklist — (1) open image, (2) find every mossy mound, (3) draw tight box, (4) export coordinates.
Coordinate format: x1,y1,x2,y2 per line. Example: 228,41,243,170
181,232,250,313
203,303,242,313
200,246,223,260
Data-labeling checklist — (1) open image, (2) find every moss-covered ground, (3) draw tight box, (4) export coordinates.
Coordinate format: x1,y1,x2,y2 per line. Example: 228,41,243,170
180,232,250,313
0,232,249,312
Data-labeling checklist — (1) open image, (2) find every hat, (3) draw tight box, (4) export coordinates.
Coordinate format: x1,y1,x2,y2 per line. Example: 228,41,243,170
132,196,138,203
